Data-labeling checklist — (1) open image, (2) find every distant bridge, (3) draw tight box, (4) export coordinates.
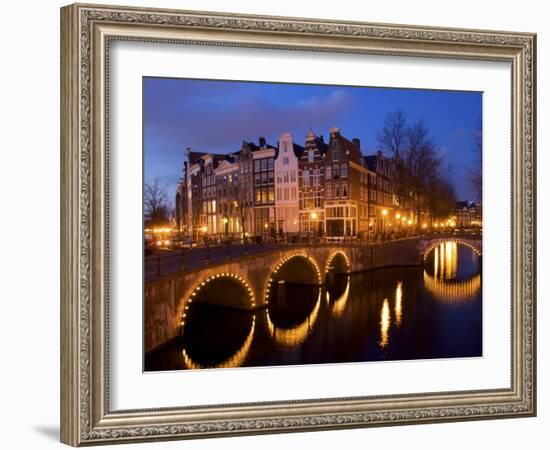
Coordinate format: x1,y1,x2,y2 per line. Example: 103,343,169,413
145,233,481,353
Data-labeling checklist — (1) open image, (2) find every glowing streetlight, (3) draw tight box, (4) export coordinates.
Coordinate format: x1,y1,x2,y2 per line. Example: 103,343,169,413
201,226,207,233
311,212,318,220
407,219,413,226
382,209,388,216
395,213,401,220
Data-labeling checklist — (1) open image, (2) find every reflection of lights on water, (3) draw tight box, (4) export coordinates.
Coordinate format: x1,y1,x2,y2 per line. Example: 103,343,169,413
433,242,457,280
266,288,322,347
423,271,481,304
181,317,256,370
330,276,351,318
395,281,403,327
379,299,391,349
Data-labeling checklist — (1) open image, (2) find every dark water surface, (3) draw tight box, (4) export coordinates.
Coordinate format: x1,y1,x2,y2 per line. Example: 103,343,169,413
145,242,482,371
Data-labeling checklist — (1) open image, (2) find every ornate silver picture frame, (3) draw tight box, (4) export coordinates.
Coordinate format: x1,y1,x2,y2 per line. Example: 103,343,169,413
60,3,536,446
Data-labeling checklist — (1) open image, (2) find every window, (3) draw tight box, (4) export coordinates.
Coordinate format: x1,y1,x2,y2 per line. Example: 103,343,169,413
261,159,267,171
268,171,274,184
326,166,332,179
342,184,348,198
261,172,267,185
290,171,296,182
315,193,322,208
268,158,274,170
326,183,332,198
283,157,289,165
359,186,363,200
335,184,340,198
341,164,348,177
333,165,340,178
308,150,314,162
268,188,275,203
333,150,339,161
303,170,310,186
255,190,262,204
254,173,261,186
254,160,260,172
313,168,320,186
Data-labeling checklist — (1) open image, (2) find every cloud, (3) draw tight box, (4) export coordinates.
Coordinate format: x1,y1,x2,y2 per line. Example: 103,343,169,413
144,82,355,155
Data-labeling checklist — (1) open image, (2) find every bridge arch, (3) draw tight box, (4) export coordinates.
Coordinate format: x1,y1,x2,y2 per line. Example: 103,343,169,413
180,272,255,332
422,238,481,261
264,253,322,305
325,250,351,275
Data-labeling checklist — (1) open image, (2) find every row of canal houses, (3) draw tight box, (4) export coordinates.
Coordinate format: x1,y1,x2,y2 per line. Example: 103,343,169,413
175,127,406,242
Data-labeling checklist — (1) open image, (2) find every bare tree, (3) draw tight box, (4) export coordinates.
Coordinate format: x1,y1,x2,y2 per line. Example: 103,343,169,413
144,178,171,227
378,111,456,226
377,110,407,158
378,111,412,213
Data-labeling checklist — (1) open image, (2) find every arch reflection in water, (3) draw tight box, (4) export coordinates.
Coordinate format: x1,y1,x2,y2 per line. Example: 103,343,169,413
327,275,351,318
423,272,481,304
424,240,481,305
266,286,322,347
182,317,256,370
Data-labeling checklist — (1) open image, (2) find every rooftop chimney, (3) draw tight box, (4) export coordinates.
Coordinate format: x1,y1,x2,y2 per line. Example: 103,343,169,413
352,138,361,150
259,137,266,148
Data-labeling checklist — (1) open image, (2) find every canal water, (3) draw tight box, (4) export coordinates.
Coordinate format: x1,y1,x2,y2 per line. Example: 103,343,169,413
145,242,482,371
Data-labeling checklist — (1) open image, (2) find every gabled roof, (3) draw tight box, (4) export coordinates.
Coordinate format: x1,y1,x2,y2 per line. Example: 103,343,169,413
304,133,329,156
328,129,361,162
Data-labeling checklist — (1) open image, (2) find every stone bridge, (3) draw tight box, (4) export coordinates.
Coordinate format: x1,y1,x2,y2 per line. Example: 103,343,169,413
145,234,481,353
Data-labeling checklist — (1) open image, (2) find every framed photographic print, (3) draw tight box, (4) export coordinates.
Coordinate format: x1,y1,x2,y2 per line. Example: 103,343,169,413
60,3,537,446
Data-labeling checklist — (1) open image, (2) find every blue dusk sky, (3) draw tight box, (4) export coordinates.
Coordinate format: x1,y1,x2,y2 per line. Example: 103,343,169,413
144,77,482,204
